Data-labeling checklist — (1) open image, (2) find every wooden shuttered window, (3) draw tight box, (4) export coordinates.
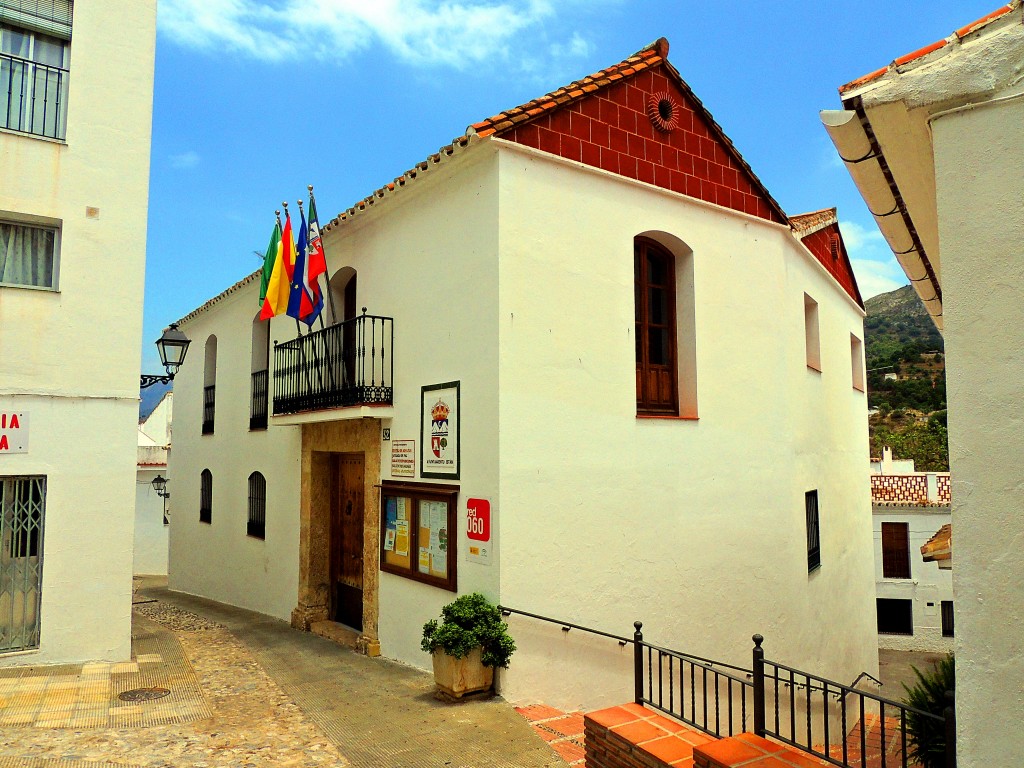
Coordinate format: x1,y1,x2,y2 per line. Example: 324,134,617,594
881,522,911,579
635,238,678,414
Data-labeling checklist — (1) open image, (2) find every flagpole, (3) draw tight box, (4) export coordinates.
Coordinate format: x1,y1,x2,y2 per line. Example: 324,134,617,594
297,197,326,331
309,185,339,326
283,201,303,340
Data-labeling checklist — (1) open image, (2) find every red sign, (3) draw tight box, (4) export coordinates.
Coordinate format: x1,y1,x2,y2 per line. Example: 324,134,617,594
466,498,490,541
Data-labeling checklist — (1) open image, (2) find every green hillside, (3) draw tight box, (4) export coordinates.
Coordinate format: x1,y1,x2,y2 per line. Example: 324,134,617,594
863,285,948,470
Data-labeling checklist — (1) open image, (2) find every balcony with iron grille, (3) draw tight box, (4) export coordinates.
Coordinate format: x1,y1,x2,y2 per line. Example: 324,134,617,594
1,53,69,140
271,311,393,424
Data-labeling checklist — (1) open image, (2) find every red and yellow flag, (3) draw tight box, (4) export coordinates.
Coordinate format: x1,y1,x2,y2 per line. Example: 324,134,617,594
260,212,297,320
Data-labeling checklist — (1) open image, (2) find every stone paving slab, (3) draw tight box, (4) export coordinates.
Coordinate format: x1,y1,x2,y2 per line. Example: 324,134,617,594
146,583,564,768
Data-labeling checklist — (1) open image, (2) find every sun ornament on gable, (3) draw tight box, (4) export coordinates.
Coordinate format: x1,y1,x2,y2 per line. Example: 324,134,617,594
647,90,679,132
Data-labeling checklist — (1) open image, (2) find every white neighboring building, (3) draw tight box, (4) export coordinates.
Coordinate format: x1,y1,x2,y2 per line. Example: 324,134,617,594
870,449,953,652
136,393,171,576
823,4,1024,764
169,38,878,711
0,1,157,663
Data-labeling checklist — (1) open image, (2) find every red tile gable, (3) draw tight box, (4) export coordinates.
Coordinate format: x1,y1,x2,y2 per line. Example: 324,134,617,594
792,210,864,307
475,39,788,225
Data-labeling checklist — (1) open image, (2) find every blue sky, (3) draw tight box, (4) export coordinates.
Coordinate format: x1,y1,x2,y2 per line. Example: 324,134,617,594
142,0,998,372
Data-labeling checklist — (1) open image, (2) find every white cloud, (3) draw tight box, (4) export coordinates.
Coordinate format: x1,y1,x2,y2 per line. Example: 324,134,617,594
839,218,908,299
158,0,590,70
839,219,884,251
169,150,200,169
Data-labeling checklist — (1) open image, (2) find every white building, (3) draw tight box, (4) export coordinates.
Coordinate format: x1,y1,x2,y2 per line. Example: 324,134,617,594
169,38,878,711
822,4,1024,764
136,392,172,576
870,449,953,652
0,1,157,663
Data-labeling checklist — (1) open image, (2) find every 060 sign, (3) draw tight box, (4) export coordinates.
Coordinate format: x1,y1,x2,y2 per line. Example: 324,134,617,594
466,498,490,541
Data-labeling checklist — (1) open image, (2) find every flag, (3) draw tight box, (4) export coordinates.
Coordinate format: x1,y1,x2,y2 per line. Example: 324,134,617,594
287,208,315,322
305,192,326,324
260,211,296,320
258,220,281,304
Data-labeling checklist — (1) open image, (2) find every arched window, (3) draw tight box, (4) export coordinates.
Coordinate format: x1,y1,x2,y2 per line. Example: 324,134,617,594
635,238,678,414
247,472,266,539
250,316,270,430
202,336,217,435
199,469,212,524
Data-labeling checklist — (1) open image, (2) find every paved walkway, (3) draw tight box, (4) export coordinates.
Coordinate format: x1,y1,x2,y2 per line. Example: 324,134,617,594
0,580,564,768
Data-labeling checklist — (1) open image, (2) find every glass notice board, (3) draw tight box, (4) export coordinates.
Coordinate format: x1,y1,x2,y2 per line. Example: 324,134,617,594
380,481,457,591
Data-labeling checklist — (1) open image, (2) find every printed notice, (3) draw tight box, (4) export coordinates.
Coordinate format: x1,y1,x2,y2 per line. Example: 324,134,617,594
419,547,431,573
394,521,410,557
391,440,415,478
384,528,396,552
397,498,407,521
0,412,28,453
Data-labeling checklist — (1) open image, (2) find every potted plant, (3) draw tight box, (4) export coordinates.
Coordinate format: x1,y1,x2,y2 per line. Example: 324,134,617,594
421,592,516,699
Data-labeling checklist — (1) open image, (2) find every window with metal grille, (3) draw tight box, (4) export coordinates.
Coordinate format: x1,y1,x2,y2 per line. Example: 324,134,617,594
202,335,217,435
247,472,265,539
941,600,954,638
877,598,913,635
805,490,820,572
0,3,71,141
881,522,911,579
199,469,212,524
0,475,45,652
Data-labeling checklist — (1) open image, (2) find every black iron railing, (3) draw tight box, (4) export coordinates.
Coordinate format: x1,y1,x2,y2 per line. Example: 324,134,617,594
635,622,753,738
753,635,955,768
273,311,393,415
1,53,68,139
202,385,215,435
250,370,268,430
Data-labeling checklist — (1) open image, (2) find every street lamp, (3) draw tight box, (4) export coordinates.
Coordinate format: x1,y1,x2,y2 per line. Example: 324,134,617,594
151,475,170,498
141,323,191,389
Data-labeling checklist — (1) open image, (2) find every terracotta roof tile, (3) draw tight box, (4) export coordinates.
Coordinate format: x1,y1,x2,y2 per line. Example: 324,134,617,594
839,2,1018,93
921,523,952,563
790,208,837,236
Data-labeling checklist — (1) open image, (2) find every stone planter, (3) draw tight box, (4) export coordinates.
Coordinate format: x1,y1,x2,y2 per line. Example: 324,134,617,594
431,647,494,699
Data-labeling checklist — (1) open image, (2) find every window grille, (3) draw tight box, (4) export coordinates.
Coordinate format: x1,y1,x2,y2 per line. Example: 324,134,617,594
805,490,820,572
0,18,69,139
247,472,265,539
0,475,45,652
199,469,212,524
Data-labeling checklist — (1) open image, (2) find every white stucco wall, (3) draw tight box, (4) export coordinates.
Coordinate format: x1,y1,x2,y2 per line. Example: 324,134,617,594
168,283,302,622
493,142,878,711
0,2,157,664
873,506,953,652
933,93,1024,767
319,144,503,665
135,467,169,575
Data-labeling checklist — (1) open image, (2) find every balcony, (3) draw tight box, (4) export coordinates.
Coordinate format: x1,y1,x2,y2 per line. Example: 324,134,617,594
272,312,393,420
1,53,68,140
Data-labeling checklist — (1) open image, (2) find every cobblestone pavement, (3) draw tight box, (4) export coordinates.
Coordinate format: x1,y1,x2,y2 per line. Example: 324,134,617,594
0,580,562,768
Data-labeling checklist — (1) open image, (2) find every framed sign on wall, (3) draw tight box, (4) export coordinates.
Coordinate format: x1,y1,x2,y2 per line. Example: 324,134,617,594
421,381,460,480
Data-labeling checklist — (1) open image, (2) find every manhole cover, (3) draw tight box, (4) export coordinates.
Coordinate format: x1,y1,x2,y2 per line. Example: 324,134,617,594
118,687,170,702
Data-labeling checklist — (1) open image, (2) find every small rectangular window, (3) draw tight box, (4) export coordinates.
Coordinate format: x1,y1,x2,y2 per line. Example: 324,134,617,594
0,219,58,289
804,294,820,371
851,334,865,391
941,600,954,637
380,481,457,591
881,522,911,579
805,490,820,572
199,469,212,524
877,598,913,635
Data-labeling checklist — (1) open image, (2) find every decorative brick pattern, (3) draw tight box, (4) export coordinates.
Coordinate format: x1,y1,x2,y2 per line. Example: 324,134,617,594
500,65,786,226
870,473,952,505
517,704,587,765
584,703,714,768
795,219,862,307
693,733,830,767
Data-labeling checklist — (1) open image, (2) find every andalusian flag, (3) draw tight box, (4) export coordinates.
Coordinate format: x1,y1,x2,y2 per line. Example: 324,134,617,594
258,220,281,304
260,211,296,320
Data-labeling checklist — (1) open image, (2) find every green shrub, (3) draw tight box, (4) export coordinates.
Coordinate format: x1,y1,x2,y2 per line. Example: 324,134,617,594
903,654,954,768
421,592,516,669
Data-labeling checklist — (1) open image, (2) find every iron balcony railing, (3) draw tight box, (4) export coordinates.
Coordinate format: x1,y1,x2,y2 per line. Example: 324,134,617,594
1,52,68,140
202,385,215,435
250,370,269,430
273,311,393,416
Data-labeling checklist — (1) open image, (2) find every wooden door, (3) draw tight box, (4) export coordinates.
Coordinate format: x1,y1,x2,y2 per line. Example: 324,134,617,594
330,453,364,630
